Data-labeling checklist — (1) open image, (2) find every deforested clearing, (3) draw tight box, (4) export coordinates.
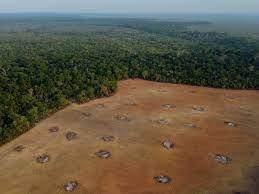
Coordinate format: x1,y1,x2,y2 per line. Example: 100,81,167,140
0,79,258,194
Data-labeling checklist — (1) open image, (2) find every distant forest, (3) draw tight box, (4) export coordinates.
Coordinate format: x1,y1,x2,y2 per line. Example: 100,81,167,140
0,15,259,144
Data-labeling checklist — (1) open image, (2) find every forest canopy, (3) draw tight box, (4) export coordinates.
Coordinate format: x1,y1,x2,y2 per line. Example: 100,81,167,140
0,15,258,144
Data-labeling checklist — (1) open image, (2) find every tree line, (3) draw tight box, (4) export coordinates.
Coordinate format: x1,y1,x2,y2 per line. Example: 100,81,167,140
0,17,258,144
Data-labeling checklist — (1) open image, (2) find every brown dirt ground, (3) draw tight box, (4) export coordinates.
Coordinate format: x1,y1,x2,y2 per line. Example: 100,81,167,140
0,79,259,194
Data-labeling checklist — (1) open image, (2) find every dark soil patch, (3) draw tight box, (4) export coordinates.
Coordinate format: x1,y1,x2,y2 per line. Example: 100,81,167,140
102,135,115,142
13,145,25,152
214,154,232,165
66,132,78,141
49,126,59,133
64,181,78,192
95,150,111,159
249,166,259,183
154,175,172,184
247,166,259,193
232,191,250,194
36,154,50,164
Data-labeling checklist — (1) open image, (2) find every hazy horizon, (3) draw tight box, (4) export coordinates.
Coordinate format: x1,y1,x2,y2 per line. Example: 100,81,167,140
0,0,258,14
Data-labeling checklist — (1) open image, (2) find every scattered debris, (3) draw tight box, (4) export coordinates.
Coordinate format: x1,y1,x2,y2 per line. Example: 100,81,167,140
64,181,78,192
82,112,92,117
115,114,130,122
228,123,235,127
192,106,205,112
184,123,197,128
162,104,176,109
66,132,78,141
157,89,168,93
13,145,25,152
162,140,174,149
96,104,105,108
102,135,115,142
214,154,232,165
224,121,236,127
154,175,172,184
36,154,50,163
49,126,59,133
226,96,236,100
156,118,169,125
95,150,111,159
126,101,137,106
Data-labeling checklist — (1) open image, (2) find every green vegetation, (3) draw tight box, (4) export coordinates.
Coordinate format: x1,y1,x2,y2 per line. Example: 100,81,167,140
0,15,258,144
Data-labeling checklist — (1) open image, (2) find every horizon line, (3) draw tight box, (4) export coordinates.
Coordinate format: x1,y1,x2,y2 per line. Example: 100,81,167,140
0,11,259,15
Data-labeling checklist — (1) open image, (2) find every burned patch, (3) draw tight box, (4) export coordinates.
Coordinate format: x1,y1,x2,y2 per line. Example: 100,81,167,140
162,140,174,149
36,154,50,164
192,106,205,112
154,175,172,184
64,181,78,192
66,132,78,141
95,150,111,159
102,135,115,142
224,121,236,127
13,145,25,152
162,104,176,109
49,126,59,133
214,154,232,165
115,114,131,122
184,123,197,128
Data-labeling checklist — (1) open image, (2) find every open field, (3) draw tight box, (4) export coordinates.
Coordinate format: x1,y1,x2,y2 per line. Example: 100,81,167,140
0,79,259,194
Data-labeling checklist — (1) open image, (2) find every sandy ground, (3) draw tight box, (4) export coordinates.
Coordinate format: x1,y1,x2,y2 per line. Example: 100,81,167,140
0,79,259,194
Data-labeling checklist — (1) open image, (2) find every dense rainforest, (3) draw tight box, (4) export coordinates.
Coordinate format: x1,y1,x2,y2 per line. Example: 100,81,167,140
0,15,259,144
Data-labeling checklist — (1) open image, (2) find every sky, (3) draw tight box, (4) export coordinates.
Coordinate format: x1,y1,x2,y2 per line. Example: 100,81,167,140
0,0,258,14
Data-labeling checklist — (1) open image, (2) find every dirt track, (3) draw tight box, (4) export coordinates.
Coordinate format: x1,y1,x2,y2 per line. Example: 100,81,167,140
0,79,259,194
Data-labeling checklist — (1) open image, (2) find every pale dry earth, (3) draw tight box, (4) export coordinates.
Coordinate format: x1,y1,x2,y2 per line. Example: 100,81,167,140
0,79,259,194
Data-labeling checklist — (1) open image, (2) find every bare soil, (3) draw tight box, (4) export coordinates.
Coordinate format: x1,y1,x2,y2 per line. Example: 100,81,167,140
0,79,259,194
